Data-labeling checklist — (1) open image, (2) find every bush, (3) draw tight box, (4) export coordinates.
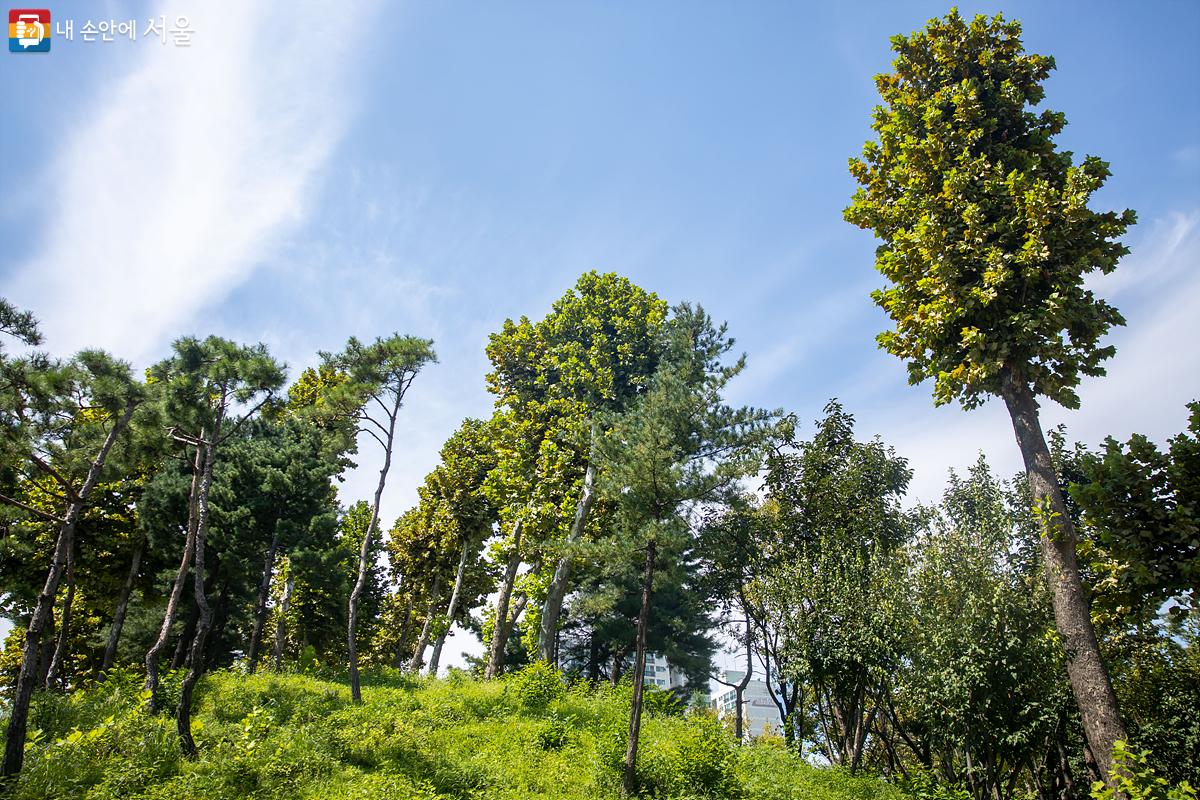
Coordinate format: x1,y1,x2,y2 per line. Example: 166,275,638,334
1091,743,1197,800
507,661,566,711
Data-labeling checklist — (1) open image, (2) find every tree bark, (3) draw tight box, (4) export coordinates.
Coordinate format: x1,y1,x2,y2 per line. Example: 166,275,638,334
146,443,204,710
427,538,470,676
177,407,224,759
102,534,144,672
1000,368,1127,783
348,389,402,703
538,425,598,663
393,593,414,668
408,575,443,673
622,538,656,798
45,547,76,690
3,400,136,779
271,567,294,671
485,517,523,679
171,602,197,670
246,528,280,672
732,613,753,741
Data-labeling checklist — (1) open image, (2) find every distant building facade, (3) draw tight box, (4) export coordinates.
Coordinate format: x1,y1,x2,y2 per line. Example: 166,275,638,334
641,652,689,690
709,670,781,739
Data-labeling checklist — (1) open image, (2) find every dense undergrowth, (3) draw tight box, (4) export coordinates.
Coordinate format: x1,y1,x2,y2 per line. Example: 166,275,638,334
0,664,905,800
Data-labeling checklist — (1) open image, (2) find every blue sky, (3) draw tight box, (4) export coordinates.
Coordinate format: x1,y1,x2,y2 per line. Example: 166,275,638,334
3,1,1198,665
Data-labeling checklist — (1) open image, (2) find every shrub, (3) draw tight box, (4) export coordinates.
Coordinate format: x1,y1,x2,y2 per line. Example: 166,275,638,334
1091,743,1197,800
508,661,566,711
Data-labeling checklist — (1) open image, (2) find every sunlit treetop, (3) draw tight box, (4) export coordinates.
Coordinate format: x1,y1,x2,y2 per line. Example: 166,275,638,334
844,8,1136,410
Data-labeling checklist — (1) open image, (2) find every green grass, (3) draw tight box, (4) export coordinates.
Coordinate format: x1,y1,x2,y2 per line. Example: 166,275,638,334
2,665,907,800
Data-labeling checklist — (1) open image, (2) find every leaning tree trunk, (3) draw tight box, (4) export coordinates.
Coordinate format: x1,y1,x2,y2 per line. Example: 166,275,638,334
1000,369,1127,783
538,427,599,663
271,567,294,671
485,517,523,679
622,538,657,798
102,534,144,672
3,400,136,779
427,538,470,676
145,443,204,710
246,528,281,672
45,548,76,690
177,414,223,759
408,575,443,673
348,392,402,703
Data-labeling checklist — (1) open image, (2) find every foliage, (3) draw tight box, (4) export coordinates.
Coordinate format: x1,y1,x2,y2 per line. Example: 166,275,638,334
0,669,906,800
1071,402,1199,622
844,9,1134,409
1089,743,1196,800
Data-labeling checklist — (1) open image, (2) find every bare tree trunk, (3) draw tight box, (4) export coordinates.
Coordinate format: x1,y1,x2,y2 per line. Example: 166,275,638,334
1000,369,1126,783
271,567,294,671
45,547,76,690
408,575,442,673
102,535,144,672
177,410,223,759
393,593,414,668
733,613,753,741
349,390,402,704
171,604,196,670
35,617,55,687
539,425,598,663
427,538,470,676
3,400,136,779
485,518,523,679
622,538,656,798
246,528,280,673
146,443,204,710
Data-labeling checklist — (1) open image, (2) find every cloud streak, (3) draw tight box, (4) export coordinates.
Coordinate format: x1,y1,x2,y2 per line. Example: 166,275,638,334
8,0,381,363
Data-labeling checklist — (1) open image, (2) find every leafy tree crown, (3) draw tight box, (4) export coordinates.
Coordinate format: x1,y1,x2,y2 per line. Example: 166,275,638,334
844,9,1135,409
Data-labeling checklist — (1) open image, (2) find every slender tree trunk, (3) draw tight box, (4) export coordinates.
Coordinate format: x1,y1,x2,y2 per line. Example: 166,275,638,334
733,613,753,741
171,602,197,670
146,443,204,710
3,400,136,779
622,538,656,798
485,518,523,679
102,535,144,672
271,568,294,671
177,410,223,758
539,425,598,663
427,538,470,676
587,633,601,684
1000,369,1127,783
35,617,55,687
246,528,280,673
393,593,414,668
349,391,401,704
408,575,443,673
45,547,76,690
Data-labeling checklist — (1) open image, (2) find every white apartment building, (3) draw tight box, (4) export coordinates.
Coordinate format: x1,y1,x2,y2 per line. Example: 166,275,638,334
641,652,689,690
709,669,781,739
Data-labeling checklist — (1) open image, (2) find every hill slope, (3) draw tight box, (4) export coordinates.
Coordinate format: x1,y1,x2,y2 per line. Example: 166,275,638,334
3,666,906,800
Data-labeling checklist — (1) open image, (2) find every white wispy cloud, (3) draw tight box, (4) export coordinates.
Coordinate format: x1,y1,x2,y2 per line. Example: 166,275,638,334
7,0,381,363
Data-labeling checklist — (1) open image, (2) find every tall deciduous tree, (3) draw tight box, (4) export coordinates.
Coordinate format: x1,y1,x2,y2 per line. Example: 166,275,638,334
321,334,436,703
486,272,667,663
758,401,912,771
845,10,1134,779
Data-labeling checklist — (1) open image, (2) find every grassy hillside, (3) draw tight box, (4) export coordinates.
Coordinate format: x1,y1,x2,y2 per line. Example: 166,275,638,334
2,665,906,800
